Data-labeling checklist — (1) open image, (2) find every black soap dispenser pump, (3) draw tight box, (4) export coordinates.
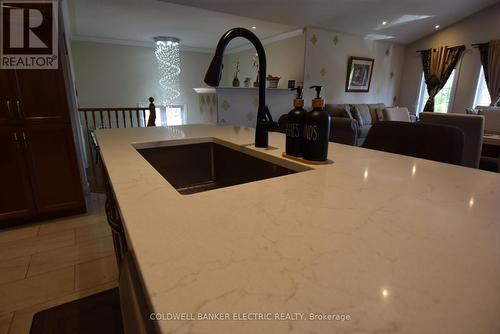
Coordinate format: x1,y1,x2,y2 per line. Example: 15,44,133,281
303,85,330,161
286,86,306,157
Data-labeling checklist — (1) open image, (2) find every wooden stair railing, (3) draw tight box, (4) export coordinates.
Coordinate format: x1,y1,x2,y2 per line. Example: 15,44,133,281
77,97,156,193
78,97,156,132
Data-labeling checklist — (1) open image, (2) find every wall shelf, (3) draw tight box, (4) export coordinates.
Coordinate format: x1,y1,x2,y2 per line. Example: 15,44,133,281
193,87,293,94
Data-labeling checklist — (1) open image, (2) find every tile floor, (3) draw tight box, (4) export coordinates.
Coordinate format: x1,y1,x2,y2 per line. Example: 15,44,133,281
0,193,118,334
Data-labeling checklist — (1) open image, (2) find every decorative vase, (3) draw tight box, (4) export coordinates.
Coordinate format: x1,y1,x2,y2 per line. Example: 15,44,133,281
232,74,240,87
244,78,251,88
253,73,259,88
267,76,280,88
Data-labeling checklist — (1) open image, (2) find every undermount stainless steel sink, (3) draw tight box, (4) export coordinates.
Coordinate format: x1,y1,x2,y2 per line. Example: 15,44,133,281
137,142,304,195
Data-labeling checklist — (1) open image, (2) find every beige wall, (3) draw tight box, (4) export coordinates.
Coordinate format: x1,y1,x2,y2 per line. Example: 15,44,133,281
398,3,500,114
221,34,305,89
302,27,405,107
70,40,215,124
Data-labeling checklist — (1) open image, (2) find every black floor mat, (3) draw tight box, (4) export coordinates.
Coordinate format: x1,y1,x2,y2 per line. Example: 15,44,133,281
30,288,123,334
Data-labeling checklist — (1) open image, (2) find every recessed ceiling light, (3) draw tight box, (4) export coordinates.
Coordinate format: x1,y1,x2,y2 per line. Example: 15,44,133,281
252,26,256,29
435,24,440,29
382,21,387,25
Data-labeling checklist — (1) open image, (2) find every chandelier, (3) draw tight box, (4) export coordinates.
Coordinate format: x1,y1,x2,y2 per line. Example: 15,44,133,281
154,36,181,106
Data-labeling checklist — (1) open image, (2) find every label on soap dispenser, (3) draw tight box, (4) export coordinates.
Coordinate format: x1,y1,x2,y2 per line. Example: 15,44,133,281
287,123,301,138
303,125,318,141
303,110,330,161
286,108,306,157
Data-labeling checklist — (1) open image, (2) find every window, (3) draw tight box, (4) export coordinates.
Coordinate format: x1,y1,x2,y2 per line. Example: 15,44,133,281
474,66,491,107
416,69,457,114
141,104,186,126
164,106,184,125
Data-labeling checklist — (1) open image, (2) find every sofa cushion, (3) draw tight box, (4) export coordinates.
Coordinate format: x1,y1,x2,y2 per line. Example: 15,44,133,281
368,103,385,122
325,104,353,119
383,107,411,122
351,104,372,126
477,108,500,133
358,124,371,138
330,117,358,145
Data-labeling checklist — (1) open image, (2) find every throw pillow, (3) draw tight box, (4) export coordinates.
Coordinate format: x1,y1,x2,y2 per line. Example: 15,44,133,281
376,108,384,121
466,108,479,115
325,104,353,119
351,104,372,126
368,103,385,123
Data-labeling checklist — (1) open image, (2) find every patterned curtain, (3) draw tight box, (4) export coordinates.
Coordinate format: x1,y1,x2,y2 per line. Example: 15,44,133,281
421,45,466,112
478,43,490,87
479,40,500,106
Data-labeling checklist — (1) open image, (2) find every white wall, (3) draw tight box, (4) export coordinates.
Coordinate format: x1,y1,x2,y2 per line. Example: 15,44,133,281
303,27,405,107
70,40,215,124
221,34,305,89
216,88,295,127
398,3,500,115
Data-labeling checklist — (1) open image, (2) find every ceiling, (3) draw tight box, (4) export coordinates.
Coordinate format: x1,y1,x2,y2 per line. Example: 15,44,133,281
67,0,297,51
68,0,499,49
164,0,499,43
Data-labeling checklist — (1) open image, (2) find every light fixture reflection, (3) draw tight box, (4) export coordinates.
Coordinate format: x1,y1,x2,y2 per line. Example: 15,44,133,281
469,197,474,208
252,26,256,29
364,168,369,180
435,25,440,29
382,289,389,298
376,15,432,30
365,33,395,40
412,164,417,176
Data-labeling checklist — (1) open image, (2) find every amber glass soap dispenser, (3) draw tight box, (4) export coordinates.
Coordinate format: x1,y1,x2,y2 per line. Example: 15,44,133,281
303,85,330,161
286,86,306,157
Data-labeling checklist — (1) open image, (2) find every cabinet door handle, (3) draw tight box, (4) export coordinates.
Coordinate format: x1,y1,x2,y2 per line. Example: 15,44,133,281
16,100,24,118
13,131,19,142
6,100,13,117
21,130,28,148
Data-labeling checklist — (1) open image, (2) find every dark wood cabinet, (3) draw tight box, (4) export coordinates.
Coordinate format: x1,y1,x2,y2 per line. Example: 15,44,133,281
15,67,70,123
0,65,85,226
0,70,20,125
23,124,84,216
0,126,36,221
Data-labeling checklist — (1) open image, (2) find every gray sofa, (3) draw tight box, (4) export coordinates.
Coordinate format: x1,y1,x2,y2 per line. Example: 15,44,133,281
420,112,484,168
325,103,417,146
325,103,386,146
278,103,417,147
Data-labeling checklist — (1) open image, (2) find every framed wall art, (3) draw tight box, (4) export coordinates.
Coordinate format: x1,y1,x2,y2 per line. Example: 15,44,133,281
345,57,374,92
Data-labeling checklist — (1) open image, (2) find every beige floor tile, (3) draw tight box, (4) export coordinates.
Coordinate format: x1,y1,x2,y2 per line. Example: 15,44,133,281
0,267,75,315
27,236,114,277
85,193,106,212
8,281,117,334
0,313,13,334
37,213,105,236
75,255,118,291
75,221,111,244
0,256,30,285
0,230,75,262
0,225,39,245
36,193,107,237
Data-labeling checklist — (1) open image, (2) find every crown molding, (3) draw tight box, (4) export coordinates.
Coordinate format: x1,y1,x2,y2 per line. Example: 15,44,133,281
70,35,215,53
70,28,304,55
225,28,304,54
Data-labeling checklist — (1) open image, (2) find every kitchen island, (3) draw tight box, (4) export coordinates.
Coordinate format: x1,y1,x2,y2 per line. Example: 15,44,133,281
96,124,500,334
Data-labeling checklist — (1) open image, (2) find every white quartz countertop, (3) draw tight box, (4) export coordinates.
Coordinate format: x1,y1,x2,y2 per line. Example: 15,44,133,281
96,124,500,334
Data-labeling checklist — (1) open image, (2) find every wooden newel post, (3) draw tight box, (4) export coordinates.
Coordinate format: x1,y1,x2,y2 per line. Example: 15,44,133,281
147,97,156,127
